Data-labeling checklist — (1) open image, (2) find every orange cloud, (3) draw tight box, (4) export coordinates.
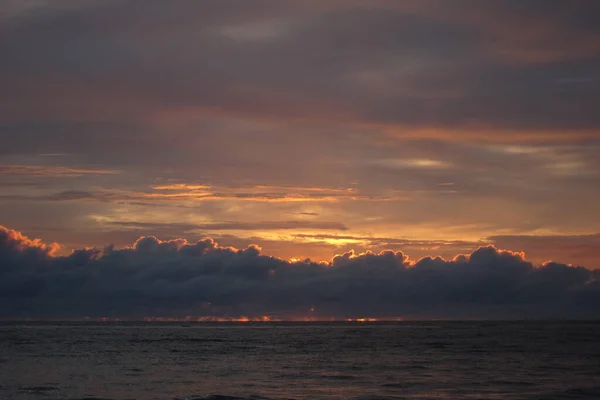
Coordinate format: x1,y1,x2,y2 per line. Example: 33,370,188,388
0,225,61,256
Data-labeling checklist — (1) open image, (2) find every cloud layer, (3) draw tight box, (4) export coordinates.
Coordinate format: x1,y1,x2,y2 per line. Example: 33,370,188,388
2,1,600,132
1,225,598,320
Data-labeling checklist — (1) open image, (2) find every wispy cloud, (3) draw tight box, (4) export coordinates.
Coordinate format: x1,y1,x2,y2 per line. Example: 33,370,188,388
0,184,408,203
104,220,349,232
0,165,119,177
293,233,482,248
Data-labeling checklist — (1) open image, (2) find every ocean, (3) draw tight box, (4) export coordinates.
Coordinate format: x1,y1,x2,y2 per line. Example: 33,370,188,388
1,321,599,400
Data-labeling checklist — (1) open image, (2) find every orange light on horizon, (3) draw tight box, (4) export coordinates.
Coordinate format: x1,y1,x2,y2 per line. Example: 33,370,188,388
346,318,379,322
142,315,279,322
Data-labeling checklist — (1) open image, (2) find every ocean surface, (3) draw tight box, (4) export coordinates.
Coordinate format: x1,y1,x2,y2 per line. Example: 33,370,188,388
1,321,599,400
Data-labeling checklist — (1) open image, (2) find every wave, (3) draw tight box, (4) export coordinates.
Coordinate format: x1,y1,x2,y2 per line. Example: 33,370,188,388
530,387,600,399
171,389,600,400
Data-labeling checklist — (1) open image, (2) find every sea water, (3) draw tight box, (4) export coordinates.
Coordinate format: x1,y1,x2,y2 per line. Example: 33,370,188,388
1,321,599,400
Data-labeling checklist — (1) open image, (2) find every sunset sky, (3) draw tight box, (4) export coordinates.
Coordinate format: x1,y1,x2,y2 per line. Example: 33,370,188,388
1,1,600,318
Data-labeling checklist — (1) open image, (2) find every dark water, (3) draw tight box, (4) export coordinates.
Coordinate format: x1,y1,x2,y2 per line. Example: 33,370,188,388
1,322,599,400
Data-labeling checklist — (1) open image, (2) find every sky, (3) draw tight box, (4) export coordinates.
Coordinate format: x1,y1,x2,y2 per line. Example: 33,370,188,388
1,1,600,319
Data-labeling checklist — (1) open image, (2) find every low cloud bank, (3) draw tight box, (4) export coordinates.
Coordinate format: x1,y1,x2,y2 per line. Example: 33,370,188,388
1,226,598,319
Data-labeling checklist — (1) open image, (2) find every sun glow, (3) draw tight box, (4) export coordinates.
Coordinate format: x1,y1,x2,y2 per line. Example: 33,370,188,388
346,318,379,322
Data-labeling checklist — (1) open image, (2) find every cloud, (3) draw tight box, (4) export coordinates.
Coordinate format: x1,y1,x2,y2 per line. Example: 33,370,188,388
293,233,481,248
105,220,349,232
0,184,408,203
1,225,598,319
0,165,119,177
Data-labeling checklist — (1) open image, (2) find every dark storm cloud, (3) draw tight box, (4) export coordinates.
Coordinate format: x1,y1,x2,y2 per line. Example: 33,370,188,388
1,0,600,142
1,225,599,319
